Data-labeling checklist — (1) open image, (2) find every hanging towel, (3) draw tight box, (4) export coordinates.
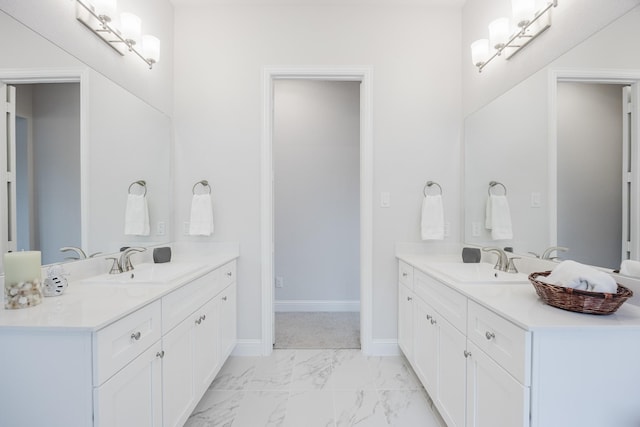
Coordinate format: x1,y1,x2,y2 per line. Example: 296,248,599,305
124,193,150,236
539,260,618,293
189,193,214,236
421,194,445,240
485,195,513,240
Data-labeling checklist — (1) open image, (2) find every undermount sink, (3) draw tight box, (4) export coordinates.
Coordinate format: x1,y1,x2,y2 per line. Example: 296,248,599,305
426,262,530,284
81,262,208,285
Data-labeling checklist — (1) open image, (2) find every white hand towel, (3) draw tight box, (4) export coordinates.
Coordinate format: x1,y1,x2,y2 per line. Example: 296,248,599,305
421,194,445,240
189,194,214,236
541,260,618,293
124,193,150,236
486,195,513,240
620,260,640,278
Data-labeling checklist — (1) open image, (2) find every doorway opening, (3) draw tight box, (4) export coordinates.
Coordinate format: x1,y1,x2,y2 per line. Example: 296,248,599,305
272,79,360,349
261,67,373,356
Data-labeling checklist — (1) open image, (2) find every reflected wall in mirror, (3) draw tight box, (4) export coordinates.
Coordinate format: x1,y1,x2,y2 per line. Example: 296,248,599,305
14,82,82,265
464,5,640,273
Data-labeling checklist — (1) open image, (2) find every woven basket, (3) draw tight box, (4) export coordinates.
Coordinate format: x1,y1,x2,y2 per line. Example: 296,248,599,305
528,271,633,315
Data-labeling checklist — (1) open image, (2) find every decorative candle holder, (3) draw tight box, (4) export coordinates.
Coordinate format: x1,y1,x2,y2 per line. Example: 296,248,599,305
4,251,43,309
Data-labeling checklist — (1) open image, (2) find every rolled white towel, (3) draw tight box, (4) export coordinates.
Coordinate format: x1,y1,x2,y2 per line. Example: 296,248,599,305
540,260,617,293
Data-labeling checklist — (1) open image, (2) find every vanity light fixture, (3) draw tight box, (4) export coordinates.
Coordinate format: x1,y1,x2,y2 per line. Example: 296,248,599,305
471,0,558,73
75,0,160,69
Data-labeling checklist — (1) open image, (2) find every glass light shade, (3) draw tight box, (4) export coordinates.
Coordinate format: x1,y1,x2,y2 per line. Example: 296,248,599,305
142,35,161,63
92,0,117,20
120,12,142,45
488,17,510,50
512,0,536,27
470,39,489,67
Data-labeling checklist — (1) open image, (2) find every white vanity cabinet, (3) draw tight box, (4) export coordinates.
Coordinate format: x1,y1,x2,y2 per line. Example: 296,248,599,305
398,262,528,427
0,257,238,427
398,264,414,360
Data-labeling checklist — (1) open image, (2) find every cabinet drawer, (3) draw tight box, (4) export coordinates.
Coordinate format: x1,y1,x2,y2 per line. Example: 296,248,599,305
220,261,236,287
414,270,467,333
94,300,162,385
467,300,531,385
162,269,220,333
399,261,414,289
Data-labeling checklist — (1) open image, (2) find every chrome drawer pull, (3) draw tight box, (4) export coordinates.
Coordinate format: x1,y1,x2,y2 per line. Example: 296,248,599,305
156,350,165,358
485,331,496,340
426,314,432,320
195,317,202,325
463,350,472,358
430,318,437,325
407,296,412,301
402,272,408,277
222,296,228,301
201,314,206,322
227,272,233,277
130,331,141,341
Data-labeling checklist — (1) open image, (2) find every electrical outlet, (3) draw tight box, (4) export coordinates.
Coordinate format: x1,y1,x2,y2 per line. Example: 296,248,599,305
380,192,391,208
275,276,284,288
157,221,166,236
472,221,482,237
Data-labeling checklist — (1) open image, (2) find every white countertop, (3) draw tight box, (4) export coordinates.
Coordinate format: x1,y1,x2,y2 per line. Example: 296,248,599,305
0,252,238,332
398,253,640,331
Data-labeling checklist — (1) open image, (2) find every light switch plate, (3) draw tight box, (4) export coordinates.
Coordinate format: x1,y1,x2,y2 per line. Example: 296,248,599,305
381,192,390,208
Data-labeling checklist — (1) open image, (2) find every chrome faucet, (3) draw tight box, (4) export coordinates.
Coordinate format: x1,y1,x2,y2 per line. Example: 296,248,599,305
541,246,568,260
483,247,509,272
119,247,147,272
60,246,87,260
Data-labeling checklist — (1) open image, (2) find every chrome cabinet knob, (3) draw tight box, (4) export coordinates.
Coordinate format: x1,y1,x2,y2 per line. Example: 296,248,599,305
156,350,165,358
426,314,432,320
485,331,496,340
430,318,437,325
130,331,141,340
222,296,228,301
402,272,408,277
195,317,202,325
407,296,412,301
227,272,233,277
464,350,472,358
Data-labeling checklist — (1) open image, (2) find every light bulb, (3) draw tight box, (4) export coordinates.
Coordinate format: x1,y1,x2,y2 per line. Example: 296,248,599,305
489,17,510,51
471,39,489,67
142,35,161,65
120,12,142,46
512,0,536,27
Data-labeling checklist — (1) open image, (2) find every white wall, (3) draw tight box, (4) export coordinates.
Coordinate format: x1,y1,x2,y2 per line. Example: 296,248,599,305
557,82,623,269
461,0,640,116
0,1,174,115
273,80,360,306
173,3,463,342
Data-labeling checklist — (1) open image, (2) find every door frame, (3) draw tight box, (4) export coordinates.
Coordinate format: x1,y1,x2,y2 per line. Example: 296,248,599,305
548,68,640,260
261,67,373,355
0,68,89,256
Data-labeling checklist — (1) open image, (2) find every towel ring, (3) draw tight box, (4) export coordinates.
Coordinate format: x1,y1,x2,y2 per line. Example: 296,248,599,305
423,181,442,197
128,180,147,196
488,181,507,196
192,180,212,195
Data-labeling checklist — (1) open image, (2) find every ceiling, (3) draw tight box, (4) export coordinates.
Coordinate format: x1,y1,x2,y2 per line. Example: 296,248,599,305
169,0,466,7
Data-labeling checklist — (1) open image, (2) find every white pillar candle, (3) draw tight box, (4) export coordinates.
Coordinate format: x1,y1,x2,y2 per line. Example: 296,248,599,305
4,251,43,309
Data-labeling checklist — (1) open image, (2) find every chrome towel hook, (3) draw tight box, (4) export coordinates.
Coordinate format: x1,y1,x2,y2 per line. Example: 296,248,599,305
192,180,212,195
423,181,443,197
128,180,147,196
488,181,507,196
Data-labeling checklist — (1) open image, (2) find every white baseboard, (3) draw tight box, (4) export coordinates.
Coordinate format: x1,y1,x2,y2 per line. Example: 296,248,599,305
232,338,399,357
365,339,400,356
231,339,265,356
274,300,360,312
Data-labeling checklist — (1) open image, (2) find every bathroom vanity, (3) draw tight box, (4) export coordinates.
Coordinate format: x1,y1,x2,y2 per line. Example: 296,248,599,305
0,252,238,427
397,254,640,427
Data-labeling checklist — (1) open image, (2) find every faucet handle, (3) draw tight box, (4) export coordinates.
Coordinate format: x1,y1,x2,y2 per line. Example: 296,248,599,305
506,257,520,274
107,257,122,274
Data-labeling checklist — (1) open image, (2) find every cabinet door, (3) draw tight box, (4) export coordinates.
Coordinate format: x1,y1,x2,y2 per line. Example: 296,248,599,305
193,297,221,395
398,283,415,360
413,298,438,393
466,341,530,427
162,316,196,427
219,283,237,360
94,341,163,427
437,317,467,427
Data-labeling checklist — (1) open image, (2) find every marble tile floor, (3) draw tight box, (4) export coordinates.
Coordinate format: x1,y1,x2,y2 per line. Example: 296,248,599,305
185,349,446,427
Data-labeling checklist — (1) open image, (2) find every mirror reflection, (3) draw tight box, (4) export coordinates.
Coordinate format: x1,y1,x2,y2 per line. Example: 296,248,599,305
464,7,640,274
0,10,172,270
